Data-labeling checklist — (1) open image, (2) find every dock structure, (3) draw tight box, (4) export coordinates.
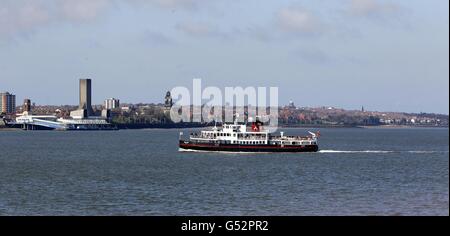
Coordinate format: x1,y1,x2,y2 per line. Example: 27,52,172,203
13,79,115,130
14,115,113,130
15,115,67,130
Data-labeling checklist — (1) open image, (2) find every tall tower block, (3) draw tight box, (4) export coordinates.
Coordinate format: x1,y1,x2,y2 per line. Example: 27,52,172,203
79,79,94,116
70,78,95,119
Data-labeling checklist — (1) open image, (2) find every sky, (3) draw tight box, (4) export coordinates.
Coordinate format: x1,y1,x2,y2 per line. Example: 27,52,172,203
0,0,448,114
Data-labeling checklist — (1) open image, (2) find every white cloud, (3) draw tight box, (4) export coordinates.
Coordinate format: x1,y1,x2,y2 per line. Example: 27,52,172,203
276,7,323,36
176,22,228,39
127,0,215,11
349,0,400,17
151,0,200,9
61,0,109,22
176,22,211,36
0,0,213,39
0,0,112,39
0,1,49,37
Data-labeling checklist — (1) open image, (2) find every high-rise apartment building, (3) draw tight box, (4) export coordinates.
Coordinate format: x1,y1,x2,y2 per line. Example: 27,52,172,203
0,92,16,114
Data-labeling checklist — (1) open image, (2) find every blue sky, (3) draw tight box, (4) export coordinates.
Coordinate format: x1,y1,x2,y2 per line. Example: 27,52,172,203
0,0,448,114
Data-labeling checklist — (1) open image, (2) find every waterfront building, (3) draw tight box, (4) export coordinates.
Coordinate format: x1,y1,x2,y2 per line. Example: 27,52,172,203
0,92,16,114
164,91,173,111
289,100,296,109
104,98,120,110
23,99,31,112
101,109,111,119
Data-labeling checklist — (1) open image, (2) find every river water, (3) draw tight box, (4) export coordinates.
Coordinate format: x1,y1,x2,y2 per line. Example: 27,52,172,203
0,127,448,215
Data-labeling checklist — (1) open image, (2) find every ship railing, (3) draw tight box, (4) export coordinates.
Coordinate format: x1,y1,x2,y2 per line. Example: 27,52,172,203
246,128,267,132
238,137,267,141
270,136,315,141
190,135,268,141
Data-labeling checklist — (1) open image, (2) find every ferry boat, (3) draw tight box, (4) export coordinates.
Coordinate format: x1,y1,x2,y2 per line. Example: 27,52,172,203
179,117,319,153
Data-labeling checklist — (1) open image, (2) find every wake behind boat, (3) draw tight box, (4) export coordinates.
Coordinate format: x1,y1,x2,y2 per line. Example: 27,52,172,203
179,117,319,153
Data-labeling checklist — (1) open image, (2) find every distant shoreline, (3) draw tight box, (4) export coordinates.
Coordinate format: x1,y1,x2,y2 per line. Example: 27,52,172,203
279,124,448,129
1,124,447,131
357,125,448,129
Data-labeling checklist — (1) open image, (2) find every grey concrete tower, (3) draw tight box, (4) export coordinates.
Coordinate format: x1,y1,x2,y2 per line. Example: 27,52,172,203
79,79,94,116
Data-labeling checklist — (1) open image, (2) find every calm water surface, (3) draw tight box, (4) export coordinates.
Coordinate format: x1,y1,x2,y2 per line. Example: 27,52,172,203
0,128,448,215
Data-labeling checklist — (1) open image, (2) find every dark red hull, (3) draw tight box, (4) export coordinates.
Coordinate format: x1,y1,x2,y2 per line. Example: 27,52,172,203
179,141,319,153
